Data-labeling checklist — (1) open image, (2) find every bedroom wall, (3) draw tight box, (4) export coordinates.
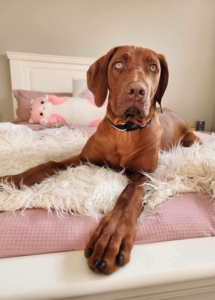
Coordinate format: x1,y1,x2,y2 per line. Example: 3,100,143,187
0,0,215,131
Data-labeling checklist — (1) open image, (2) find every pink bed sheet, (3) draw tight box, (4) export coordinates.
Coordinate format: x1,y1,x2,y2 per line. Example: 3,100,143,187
0,125,214,259
0,193,214,259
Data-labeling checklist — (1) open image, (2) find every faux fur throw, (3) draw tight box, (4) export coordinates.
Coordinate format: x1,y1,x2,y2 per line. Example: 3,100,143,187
0,124,214,217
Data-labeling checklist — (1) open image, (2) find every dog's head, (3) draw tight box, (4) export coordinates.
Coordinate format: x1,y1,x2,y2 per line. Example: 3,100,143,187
87,46,168,123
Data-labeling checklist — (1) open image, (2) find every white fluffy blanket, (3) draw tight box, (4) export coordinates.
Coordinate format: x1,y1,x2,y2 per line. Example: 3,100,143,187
0,124,214,217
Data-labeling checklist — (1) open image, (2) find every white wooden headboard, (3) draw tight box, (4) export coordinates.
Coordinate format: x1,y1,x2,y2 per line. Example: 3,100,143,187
6,52,95,118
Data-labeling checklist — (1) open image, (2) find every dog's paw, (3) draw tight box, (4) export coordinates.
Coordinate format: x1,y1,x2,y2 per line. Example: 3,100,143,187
84,212,136,274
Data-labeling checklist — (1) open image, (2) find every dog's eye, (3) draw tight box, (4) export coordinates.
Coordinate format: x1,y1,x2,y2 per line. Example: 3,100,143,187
114,62,123,70
150,64,157,72
40,113,43,116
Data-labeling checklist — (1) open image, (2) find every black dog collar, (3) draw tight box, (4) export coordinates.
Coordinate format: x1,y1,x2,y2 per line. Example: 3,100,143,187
107,118,152,132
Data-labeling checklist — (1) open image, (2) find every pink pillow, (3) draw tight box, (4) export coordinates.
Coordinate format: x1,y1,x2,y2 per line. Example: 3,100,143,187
13,90,72,121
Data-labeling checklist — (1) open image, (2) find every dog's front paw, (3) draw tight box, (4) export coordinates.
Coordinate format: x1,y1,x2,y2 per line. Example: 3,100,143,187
84,212,136,274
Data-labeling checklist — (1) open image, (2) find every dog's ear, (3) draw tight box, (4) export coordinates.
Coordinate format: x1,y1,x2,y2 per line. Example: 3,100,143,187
87,47,118,107
154,54,169,113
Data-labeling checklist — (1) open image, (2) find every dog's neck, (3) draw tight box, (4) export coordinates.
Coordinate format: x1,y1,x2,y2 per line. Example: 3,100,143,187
107,118,152,131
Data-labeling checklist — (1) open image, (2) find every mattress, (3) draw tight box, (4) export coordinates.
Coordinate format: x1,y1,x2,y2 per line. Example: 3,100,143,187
0,192,214,259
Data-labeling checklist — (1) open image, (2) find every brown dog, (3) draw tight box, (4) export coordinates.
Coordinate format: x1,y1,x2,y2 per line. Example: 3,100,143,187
2,46,201,274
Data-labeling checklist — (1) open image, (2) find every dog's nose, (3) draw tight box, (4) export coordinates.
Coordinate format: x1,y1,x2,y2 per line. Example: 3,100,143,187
126,82,147,101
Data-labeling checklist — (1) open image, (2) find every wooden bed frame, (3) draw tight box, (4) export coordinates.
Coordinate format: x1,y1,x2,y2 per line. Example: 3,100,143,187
0,51,214,300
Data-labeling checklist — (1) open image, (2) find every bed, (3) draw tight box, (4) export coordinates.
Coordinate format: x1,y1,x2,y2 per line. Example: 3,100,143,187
0,51,214,300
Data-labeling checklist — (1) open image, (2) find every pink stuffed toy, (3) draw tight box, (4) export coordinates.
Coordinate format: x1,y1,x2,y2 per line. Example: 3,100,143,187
29,95,107,126
29,95,69,124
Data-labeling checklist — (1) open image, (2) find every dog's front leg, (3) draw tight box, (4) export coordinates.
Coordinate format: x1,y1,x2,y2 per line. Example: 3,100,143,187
0,155,82,188
84,173,146,274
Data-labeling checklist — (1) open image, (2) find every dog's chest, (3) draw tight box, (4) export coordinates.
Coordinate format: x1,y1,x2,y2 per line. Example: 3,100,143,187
102,132,159,172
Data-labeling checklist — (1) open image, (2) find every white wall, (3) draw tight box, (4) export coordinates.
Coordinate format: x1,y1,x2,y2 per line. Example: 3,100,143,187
0,0,215,130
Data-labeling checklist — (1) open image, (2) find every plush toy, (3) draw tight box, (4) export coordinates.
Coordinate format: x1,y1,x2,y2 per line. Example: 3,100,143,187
29,95,106,127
